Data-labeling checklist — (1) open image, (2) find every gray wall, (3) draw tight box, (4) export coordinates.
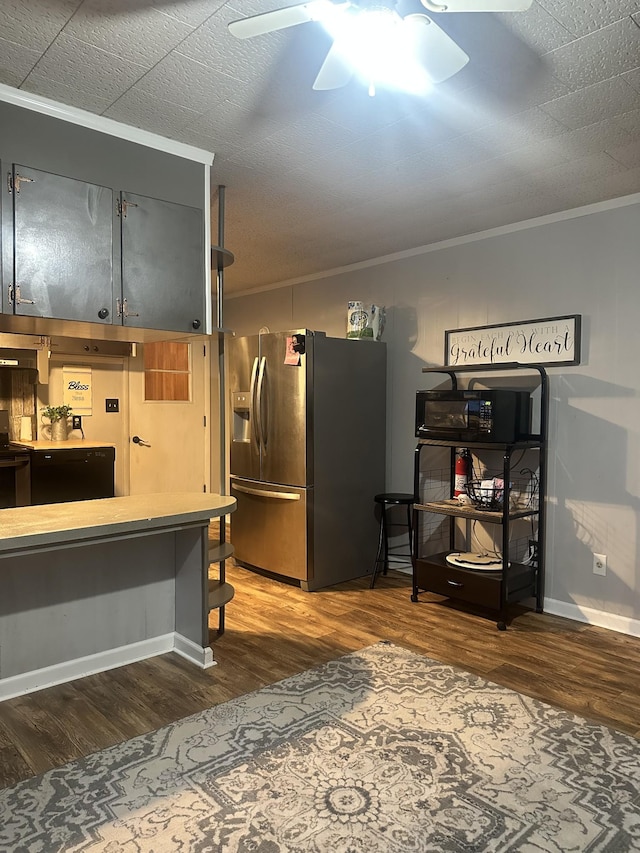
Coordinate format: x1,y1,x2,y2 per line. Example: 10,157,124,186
225,197,640,634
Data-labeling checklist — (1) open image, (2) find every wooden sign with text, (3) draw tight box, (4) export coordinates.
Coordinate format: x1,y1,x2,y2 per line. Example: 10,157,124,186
445,315,581,368
63,365,93,414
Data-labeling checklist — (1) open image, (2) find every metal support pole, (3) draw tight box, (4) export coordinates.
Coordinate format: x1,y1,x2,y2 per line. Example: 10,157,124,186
214,186,229,635
216,185,225,331
215,186,227,500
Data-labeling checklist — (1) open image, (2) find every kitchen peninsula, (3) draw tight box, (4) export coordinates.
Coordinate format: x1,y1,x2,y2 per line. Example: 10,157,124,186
0,492,235,701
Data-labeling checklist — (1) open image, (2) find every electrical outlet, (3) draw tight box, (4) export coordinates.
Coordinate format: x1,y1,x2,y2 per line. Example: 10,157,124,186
593,553,607,576
72,415,82,430
105,398,119,413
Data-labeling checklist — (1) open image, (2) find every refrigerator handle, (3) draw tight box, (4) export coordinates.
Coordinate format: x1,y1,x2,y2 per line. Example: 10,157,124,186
256,356,267,455
232,482,301,500
249,357,260,455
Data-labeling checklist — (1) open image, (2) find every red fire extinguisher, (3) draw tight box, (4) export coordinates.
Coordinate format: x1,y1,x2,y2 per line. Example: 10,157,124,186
454,449,470,497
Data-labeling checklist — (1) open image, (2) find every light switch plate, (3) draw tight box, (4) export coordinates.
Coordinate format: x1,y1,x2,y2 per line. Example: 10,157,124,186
106,398,119,413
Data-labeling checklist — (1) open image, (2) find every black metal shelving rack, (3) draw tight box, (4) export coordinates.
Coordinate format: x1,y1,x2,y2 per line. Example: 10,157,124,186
411,362,548,630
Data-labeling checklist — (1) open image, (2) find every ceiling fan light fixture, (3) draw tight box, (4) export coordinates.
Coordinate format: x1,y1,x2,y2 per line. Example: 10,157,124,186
230,0,530,93
403,13,468,83
308,0,350,26
317,4,400,47
319,5,432,95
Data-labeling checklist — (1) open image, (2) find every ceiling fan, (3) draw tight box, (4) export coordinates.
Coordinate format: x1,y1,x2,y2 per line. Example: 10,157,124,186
228,0,533,95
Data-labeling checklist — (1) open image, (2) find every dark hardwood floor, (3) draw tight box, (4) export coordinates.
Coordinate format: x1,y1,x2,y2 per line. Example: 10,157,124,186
1,560,639,790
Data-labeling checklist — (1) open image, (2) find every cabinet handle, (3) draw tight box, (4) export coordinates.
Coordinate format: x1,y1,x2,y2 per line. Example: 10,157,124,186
98,308,109,319
447,580,464,588
192,319,201,329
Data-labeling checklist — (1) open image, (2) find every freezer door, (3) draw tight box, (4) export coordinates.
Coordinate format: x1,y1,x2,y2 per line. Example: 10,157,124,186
230,477,309,581
258,331,311,487
228,334,260,480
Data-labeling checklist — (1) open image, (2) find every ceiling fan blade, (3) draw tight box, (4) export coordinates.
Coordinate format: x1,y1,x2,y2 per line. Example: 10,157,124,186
313,40,354,90
403,14,469,83
420,0,532,12
228,2,323,39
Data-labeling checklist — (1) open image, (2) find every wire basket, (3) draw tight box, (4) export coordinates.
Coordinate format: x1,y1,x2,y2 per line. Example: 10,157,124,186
466,478,505,510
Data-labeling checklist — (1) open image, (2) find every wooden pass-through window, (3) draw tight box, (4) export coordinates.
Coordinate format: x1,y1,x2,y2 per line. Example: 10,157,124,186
143,341,191,401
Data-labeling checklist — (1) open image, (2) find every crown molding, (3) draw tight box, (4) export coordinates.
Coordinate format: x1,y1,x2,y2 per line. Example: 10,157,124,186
227,191,640,298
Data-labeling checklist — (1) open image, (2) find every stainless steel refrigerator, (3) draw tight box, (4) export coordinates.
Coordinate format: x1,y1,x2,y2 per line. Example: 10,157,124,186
228,329,386,591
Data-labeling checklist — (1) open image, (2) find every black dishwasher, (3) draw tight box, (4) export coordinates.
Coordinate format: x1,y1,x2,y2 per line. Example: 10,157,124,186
30,447,115,505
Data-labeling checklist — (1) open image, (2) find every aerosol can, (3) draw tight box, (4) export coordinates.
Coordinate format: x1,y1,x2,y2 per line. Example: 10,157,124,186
454,448,471,497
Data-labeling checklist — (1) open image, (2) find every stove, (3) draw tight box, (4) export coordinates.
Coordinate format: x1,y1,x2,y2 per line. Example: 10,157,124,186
0,447,31,507
0,411,31,505
0,444,29,457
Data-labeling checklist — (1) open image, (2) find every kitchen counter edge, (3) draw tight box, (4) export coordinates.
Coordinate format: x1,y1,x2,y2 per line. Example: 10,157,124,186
0,493,236,555
11,440,116,450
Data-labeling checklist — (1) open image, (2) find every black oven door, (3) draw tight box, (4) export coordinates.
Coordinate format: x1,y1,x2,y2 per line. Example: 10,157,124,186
0,453,31,507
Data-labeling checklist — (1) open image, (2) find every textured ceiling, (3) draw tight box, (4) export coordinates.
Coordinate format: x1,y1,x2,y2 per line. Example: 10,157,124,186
1,0,639,294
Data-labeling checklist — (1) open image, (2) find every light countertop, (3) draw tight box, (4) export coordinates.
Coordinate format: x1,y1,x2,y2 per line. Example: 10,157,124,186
0,492,236,555
11,440,116,450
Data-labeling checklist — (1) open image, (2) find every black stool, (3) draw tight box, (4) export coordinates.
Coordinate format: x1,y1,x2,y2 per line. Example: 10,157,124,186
370,493,414,589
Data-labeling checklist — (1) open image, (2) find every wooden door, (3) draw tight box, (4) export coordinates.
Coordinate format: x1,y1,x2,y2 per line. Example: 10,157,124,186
127,338,209,495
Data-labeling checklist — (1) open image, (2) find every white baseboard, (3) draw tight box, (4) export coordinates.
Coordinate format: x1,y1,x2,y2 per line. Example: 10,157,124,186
382,579,639,638
173,633,216,669
544,597,640,638
0,633,214,702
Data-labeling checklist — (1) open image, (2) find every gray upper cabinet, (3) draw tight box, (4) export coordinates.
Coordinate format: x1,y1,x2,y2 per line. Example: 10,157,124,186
0,99,209,339
120,192,204,333
10,165,113,324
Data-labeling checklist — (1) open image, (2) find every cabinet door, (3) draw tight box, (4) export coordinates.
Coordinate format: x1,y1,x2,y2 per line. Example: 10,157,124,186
120,192,204,334
11,164,113,323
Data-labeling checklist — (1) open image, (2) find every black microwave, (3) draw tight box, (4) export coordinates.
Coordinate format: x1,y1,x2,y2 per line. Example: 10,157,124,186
415,389,532,443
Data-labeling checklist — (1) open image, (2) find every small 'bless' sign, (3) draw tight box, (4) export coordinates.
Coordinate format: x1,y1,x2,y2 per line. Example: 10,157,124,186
63,365,93,414
445,315,581,368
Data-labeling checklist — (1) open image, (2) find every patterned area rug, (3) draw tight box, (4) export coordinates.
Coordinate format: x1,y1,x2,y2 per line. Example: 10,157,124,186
2,642,640,852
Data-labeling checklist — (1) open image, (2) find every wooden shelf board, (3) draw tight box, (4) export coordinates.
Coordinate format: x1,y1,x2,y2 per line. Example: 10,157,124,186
415,500,539,524
417,438,544,450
